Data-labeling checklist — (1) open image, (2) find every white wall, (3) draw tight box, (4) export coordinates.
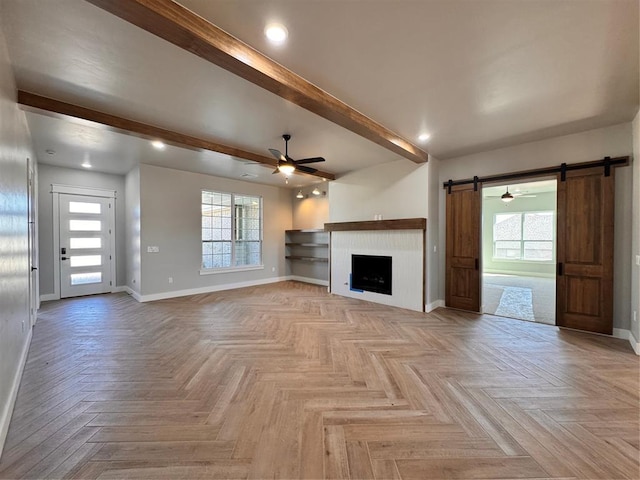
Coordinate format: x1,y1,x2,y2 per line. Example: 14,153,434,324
329,160,428,222
125,166,141,294
439,123,634,331
37,164,127,295
138,164,292,297
329,159,434,307
0,25,36,456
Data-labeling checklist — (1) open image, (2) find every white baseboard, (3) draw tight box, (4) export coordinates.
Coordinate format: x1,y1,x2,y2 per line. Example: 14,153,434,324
613,328,640,355
39,293,58,302
122,286,142,302
135,276,293,302
111,285,128,294
0,327,32,458
425,299,445,313
289,275,329,287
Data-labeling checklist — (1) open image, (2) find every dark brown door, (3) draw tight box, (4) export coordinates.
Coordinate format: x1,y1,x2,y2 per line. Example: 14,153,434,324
445,184,481,312
556,167,614,334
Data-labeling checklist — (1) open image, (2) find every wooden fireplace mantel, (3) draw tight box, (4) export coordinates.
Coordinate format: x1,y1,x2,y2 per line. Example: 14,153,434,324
324,218,426,232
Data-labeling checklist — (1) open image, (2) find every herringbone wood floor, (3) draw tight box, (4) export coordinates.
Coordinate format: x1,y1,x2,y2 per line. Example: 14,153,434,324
1,281,638,479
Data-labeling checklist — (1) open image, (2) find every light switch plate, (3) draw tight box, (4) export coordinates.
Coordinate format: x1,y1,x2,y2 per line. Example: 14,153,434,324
636,255,640,266
147,246,160,253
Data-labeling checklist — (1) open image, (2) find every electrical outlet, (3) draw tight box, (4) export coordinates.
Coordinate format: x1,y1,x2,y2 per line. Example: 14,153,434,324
147,246,160,253
168,277,173,284
634,311,638,323
271,267,275,272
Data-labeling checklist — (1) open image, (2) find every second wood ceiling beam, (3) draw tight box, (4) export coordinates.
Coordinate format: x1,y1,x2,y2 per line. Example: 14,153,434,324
17,91,336,180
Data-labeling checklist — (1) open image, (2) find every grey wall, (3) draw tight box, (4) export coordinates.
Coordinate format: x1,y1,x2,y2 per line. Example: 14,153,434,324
138,164,292,296
125,166,141,294
291,183,329,230
37,164,127,295
427,157,441,306
482,191,557,277
439,123,634,331
0,25,35,454
632,111,639,344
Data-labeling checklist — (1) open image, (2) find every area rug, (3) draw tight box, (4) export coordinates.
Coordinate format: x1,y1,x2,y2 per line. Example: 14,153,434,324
494,286,535,321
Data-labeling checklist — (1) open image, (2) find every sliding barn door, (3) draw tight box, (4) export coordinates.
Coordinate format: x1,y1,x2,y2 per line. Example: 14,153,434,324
556,167,614,334
445,184,481,312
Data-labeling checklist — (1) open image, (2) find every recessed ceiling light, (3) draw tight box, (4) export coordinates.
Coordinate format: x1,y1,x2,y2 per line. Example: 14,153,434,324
81,162,92,168
151,140,166,150
265,23,288,44
418,133,431,142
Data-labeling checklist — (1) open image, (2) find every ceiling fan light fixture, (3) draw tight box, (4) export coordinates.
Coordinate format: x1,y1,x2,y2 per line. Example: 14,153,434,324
278,163,296,176
501,187,514,203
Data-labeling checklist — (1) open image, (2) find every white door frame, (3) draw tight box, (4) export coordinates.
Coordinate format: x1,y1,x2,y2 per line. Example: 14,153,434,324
27,157,38,325
51,184,117,300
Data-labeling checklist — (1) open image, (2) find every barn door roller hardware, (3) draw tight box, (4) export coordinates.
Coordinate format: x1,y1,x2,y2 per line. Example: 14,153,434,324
443,156,629,192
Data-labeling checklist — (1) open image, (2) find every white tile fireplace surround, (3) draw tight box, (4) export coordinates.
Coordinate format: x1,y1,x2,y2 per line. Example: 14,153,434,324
325,219,426,312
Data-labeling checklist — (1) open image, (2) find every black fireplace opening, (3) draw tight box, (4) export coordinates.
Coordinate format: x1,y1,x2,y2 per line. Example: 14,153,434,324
351,254,392,296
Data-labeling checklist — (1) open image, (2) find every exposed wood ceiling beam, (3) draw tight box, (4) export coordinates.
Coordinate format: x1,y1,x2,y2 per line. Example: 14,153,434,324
84,0,428,164
17,91,336,181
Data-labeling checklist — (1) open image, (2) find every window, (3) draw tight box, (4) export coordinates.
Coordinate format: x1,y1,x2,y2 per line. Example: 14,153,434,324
493,211,554,261
201,190,262,270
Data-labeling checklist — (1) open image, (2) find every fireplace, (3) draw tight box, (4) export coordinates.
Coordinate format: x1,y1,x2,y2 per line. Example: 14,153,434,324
351,254,392,295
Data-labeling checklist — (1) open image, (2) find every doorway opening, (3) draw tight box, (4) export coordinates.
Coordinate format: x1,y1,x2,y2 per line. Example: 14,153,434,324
481,178,557,325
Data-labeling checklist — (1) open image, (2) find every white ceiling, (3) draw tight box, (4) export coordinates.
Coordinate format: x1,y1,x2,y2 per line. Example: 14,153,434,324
1,0,638,187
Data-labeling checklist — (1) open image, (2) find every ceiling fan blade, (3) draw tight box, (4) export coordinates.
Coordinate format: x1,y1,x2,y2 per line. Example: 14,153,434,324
295,165,318,174
269,148,286,162
295,157,325,165
272,168,280,174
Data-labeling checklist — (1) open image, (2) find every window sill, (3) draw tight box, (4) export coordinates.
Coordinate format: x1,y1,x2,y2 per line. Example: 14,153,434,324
200,265,264,275
491,258,555,264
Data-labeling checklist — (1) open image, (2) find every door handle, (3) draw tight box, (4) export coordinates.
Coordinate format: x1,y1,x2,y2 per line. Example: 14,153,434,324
31,266,37,271
61,257,68,261
474,258,479,270
557,262,563,276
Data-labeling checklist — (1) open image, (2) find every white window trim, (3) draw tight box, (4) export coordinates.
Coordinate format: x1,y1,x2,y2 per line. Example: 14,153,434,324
200,265,264,276
200,190,263,273
492,210,555,263
51,184,117,300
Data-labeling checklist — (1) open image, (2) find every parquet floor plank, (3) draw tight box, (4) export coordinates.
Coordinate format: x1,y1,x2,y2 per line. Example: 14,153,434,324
0,281,637,479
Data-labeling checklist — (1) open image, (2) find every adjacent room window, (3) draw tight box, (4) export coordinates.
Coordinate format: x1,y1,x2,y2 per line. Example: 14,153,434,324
201,190,262,270
493,211,554,261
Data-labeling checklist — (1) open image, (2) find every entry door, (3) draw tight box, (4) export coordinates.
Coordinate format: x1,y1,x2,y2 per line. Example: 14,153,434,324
59,194,113,298
556,167,614,334
445,184,481,312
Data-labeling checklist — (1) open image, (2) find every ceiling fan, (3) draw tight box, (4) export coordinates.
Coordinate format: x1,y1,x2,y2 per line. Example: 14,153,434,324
485,186,537,202
269,134,325,176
